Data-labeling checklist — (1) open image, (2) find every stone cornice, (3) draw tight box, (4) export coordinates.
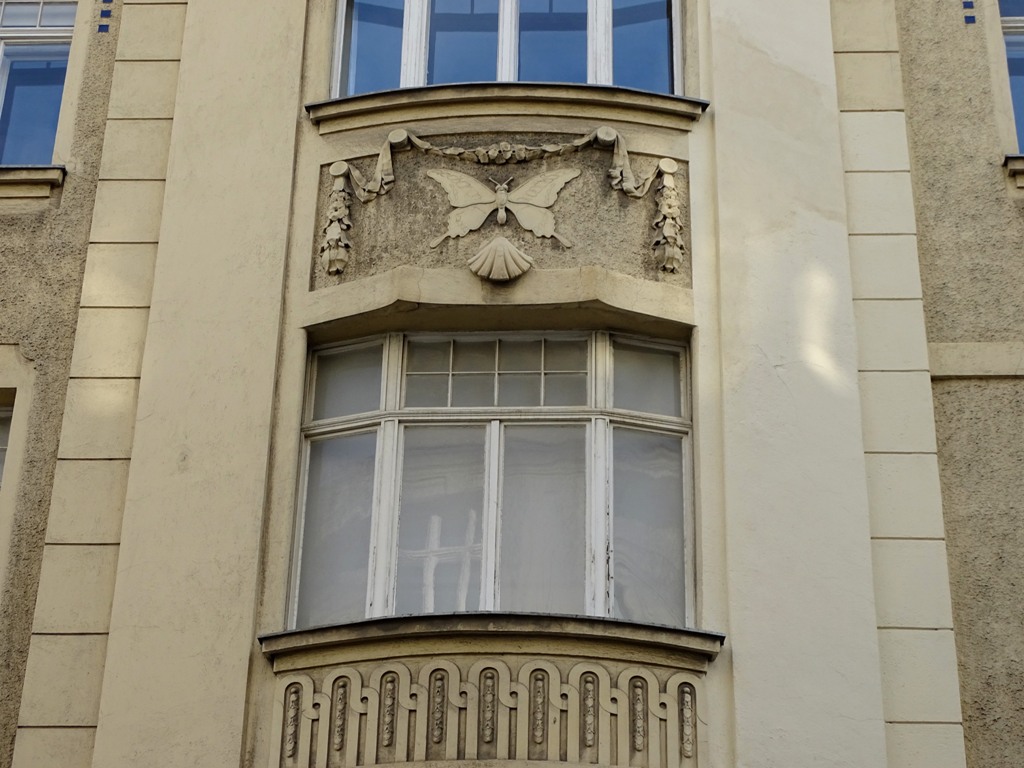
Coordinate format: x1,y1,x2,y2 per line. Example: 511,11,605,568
306,83,708,136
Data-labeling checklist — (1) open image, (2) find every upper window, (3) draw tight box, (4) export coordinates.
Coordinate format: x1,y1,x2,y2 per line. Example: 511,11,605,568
1002,0,1024,150
0,1,74,165
0,407,11,487
292,332,692,631
333,0,678,97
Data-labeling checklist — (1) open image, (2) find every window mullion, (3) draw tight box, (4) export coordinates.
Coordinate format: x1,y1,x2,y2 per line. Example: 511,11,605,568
670,0,684,94
482,420,502,610
588,418,610,616
497,0,520,81
368,418,401,617
589,0,613,84
402,0,430,87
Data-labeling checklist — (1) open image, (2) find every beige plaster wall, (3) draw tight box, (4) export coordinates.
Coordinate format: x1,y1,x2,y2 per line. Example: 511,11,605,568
895,3,1024,766
0,7,120,765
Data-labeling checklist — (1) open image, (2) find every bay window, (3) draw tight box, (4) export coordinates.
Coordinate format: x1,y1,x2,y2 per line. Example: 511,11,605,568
292,332,692,631
332,0,679,97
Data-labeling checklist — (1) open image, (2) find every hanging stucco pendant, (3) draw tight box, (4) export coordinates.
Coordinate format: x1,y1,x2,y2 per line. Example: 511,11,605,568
468,236,534,282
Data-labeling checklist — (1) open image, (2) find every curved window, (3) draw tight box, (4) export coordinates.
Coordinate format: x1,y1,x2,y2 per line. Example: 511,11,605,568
292,332,691,630
332,0,678,96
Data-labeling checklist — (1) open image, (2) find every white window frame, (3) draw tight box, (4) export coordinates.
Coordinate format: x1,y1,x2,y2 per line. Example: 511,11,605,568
0,3,74,165
330,0,686,97
290,331,694,629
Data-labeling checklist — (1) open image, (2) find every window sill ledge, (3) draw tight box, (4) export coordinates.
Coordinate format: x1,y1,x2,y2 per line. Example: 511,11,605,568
1004,154,1024,189
260,612,724,670
306,83,708,136
0,165,65,199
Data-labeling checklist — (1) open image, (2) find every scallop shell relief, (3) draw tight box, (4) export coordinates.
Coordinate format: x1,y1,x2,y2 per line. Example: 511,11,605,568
468,237,534,282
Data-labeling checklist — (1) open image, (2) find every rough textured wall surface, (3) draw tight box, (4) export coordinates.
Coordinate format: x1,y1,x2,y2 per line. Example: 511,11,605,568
933,380,1024,768
896,3,1024,766
0,15,120,766
895,0,1024,343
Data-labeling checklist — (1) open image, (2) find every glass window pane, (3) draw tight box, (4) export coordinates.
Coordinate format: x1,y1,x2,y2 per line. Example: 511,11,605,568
613,0,672,93
0,44,69,165
0,411,10,486
499,425,586,613
498,373,541,406
613,341,680,416
545,339,587,371
296,432,377,627
1,3,40,27
518,0,587,83
1008,35,1024,150
1001,1,1024,16
451,373,494,406
40,2,76,26
405,373,449,407
453,339,495,372
544,373,586,405
344,0,404,95
408,340,450,372
313,344,383,420
612,428,685,626
428,0,499,84
499,339,542,371
395,426,486,614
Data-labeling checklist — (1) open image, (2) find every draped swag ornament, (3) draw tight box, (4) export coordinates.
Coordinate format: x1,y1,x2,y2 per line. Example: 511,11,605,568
317,127,689,280
268,657,702,768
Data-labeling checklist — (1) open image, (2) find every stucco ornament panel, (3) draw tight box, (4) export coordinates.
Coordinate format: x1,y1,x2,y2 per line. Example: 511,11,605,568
267,656,703,768
315,127,690,286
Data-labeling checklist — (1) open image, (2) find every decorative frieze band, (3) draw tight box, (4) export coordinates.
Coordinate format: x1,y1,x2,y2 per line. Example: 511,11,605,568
269,657,702,768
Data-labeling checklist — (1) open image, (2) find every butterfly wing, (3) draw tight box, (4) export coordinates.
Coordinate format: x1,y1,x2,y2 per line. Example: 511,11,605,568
427,169,497,208
506,169,581,207
447,203,497,239
506,204,558,240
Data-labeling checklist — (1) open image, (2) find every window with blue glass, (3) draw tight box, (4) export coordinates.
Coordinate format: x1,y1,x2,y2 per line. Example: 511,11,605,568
333,0,678,97
0,1,75,165
1002,0,1024,150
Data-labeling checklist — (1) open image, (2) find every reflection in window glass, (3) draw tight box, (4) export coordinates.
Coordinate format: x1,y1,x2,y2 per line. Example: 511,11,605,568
297,432,378,627
0,409,10,486
0,43,69,164
395,426,486,614
428,0,499,84
40,2,76,27
612,428,685,627
499,425,586,613
343,0,404,95
1007,35,1024,149
1000,1,1024,16
313,343,383,420
519,0,587,84
613,0,671,92
0,3,40,27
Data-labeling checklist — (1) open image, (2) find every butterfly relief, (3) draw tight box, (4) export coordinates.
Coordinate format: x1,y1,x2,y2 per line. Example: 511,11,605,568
427,169,580,248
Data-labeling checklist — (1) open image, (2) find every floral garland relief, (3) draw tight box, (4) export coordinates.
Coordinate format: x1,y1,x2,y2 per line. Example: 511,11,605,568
318,126,688,282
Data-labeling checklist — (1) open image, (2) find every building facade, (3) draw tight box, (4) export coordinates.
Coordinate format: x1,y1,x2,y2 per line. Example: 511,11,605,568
0,1,1022,767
